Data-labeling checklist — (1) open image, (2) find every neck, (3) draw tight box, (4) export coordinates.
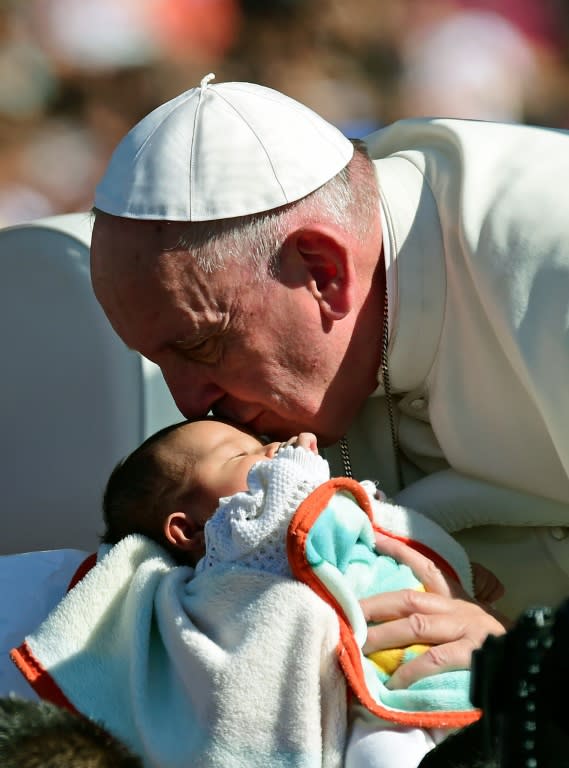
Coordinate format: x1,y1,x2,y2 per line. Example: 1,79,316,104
351,205,386,384
325,235,385,441
357,240,386,386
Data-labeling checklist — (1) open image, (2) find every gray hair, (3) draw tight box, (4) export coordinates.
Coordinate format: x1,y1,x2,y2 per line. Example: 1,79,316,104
174,140,377,280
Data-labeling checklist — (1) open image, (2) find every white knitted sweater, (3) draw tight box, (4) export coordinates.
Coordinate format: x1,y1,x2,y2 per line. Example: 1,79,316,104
196,446,330,576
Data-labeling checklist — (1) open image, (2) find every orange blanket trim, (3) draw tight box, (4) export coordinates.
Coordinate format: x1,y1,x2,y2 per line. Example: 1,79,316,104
8,552,97,711
287,477,481,729
10,642,78,714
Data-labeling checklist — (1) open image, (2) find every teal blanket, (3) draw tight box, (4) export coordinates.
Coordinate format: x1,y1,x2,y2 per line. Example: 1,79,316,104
288,477,480,730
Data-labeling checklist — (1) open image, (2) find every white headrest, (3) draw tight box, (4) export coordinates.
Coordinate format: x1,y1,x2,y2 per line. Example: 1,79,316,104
0,213,182,554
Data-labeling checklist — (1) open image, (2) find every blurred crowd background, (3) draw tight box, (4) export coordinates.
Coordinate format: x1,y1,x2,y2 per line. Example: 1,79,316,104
1,0,568,227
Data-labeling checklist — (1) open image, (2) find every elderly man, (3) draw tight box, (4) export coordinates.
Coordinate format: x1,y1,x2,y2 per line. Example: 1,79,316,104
90,74,568,682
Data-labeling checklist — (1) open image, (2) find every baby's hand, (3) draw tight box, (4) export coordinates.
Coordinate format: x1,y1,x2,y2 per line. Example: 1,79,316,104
279,433,319,454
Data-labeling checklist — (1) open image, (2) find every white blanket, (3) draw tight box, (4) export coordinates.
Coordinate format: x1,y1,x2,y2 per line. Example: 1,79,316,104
12,535,346,768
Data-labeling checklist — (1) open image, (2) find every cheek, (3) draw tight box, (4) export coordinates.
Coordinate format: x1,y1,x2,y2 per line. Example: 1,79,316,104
220,345,284,394
215,461,257,499
223,317,326,406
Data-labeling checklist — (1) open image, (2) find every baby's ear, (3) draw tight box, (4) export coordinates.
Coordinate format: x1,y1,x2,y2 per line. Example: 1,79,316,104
164,511,205,557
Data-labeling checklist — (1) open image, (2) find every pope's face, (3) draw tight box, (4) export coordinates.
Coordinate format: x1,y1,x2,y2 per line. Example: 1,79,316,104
90,214,362,445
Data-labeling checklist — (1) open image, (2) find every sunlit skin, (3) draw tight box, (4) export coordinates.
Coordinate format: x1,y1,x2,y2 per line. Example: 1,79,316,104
153,420,318,557
90,213,385,445
161,421,318,527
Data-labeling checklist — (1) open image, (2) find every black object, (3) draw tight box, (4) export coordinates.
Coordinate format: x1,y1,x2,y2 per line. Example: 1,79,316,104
419,598,569,767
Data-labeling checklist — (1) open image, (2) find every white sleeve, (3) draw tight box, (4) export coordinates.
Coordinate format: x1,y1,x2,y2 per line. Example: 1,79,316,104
346,714,438,768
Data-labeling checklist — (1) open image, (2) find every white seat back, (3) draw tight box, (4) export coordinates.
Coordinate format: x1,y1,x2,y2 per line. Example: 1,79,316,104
0,213,182,554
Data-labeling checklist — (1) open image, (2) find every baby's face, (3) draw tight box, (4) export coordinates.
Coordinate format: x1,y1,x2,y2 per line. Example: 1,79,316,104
156,420,317,523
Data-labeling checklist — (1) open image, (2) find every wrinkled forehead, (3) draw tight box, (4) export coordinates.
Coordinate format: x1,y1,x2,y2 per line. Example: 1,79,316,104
91,214,190,276
90,214,200,344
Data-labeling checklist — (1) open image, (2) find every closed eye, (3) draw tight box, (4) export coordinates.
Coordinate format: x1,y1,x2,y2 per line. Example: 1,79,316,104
174,336,220,365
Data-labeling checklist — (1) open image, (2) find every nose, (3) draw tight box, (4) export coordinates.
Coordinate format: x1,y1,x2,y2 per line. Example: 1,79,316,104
161,363,226,418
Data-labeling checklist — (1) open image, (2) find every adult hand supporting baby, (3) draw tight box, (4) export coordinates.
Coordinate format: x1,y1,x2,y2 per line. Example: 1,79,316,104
360,533,509,690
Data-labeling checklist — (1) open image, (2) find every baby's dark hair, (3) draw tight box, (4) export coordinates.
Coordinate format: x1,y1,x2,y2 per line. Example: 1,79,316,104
0,696,143,768
101,419,191,562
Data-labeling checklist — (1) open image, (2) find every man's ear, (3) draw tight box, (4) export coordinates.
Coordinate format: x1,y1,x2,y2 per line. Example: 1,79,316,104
282,226,355,321
164,511,205,556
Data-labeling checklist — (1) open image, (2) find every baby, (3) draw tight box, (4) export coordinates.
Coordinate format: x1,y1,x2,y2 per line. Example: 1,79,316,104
102,418,317,567
102,417,500,768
